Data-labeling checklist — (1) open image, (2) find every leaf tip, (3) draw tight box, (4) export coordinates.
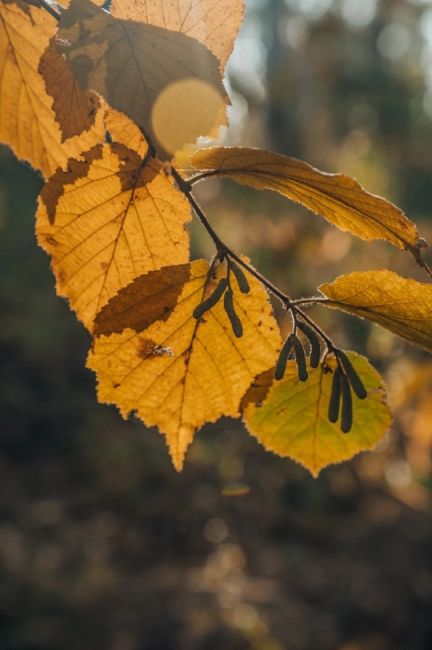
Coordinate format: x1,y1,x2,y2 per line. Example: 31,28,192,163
166,424,195,473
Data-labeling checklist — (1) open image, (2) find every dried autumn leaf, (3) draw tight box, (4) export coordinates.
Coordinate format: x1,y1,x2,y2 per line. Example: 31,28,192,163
192,147,420,250
38,36,100,142
36,143,191,330
320,270,432,352
0,0,104,177
56,0,227,157
87,260,282,471
110,0,245,71
244,352,391,477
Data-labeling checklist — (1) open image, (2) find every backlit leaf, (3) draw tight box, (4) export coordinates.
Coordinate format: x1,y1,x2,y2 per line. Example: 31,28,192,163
0,0,104,177
244,352,391,477
109,0,245,71
38,36,100,142
104,108,149,159
56,0,227,157
87,260,282,471
36,143,191,330
320,270,432,352
192,147,420,250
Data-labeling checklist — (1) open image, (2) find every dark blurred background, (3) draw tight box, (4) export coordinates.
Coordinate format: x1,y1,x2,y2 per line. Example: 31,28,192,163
2,0,432,648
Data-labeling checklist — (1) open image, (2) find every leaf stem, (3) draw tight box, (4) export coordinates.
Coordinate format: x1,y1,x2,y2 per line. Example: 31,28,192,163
189,170,220,185
292,296,330,307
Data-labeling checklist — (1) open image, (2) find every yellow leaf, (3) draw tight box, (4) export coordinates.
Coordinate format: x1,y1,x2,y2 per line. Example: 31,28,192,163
0,0,105,177
104,108,149,159
244,353,391,477
56,0,227,158
320,270,432,352
36,143,192,330
87,260,282,471
110,0,245,71
192,147,419,250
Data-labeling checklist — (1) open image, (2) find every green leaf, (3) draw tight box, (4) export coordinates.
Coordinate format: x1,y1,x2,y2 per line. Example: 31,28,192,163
243,352,391,477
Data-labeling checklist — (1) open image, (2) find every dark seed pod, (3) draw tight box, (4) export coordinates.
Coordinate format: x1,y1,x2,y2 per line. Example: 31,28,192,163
337,351,367,400
328,366,342,423
292,336,308,382
297,321,321,368
193,278,228,320
224,288,243,338
340,373,353,434
230,261,250,294
275,334,295,381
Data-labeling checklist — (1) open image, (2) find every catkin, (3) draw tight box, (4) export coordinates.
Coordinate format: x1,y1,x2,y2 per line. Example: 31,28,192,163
292,336,308,382
328,366,342,423
275,334,295,380
230,261,250,294
337,351,367,400
193,278,228,319
297,321,321,368
340,373,353,433
224,288,243,338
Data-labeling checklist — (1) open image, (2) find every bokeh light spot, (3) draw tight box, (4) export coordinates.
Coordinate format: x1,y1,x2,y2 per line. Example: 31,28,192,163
152,79,226,156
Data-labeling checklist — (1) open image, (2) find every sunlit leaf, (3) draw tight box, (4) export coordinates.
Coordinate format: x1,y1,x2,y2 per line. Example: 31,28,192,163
244,352,391,477
87,259,282,471
320,270,432,352
38,36,100,142
192,147,420,250
36,143,191,329
0,0,105,177
110,0,245,71
56,0,227,157
104,107,149,159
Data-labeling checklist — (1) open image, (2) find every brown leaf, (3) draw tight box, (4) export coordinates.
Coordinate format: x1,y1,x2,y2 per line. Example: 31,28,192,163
94,264,191,338
39,36,100,142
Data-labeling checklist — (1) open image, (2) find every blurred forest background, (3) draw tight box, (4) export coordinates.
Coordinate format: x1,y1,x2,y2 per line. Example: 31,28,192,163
1,0,432,648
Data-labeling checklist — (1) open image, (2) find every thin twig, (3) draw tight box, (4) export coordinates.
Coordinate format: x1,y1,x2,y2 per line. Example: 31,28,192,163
171,167,296,306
